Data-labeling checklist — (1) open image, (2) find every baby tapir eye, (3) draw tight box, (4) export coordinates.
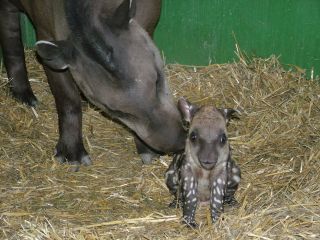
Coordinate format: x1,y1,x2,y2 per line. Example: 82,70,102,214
219,133,227,145
189,131,198,142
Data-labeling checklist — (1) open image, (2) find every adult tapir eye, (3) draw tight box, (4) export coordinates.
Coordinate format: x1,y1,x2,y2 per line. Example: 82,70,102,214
189,131,197,142
220,133,227,145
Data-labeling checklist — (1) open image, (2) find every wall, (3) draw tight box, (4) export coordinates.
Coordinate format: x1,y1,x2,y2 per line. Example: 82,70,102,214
154,0,320,78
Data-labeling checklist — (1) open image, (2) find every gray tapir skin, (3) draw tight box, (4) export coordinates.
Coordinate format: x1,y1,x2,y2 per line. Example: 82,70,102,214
0,0,186,166
165,98,241,227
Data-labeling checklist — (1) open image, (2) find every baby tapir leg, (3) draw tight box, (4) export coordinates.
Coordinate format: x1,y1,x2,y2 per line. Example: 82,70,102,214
181,165,198,227
210,168,228,222
224,159,241,205
165,153,184,208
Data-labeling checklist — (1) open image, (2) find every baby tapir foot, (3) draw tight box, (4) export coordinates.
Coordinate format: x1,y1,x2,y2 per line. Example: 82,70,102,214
223,196,239,206
168,197,182,208
182,216,198,228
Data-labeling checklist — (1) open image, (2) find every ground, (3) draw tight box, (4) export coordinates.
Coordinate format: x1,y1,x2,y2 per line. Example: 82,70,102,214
0,51,319,239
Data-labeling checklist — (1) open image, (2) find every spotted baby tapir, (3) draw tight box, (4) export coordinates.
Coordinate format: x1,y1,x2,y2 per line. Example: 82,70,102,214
165,98,241,227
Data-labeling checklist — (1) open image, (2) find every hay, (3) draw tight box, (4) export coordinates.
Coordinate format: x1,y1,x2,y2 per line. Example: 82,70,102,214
0,49,319,239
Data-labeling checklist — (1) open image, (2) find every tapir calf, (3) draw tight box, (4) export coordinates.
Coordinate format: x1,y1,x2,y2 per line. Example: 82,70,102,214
165,98,241,227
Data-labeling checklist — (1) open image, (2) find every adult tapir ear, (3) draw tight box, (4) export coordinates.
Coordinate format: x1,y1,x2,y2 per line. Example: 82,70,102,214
35,40,74,70
111,0,136,29
178,97,199,123
219,108,240,124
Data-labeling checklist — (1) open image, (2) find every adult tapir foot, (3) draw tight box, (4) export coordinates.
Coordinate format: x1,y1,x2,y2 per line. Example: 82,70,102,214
134,136,160,164
139,152,160,164
54,142,92,169
11,88,38,107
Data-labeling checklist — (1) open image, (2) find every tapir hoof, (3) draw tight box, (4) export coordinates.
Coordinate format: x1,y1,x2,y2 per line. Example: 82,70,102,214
140,152,160,164
182,218,198,228
224,196,239,207
12,89,38,107
168,199,182,208
54,148,92,167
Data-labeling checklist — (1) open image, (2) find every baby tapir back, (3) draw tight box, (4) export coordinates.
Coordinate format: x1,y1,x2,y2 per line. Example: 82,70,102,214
165,98,241,227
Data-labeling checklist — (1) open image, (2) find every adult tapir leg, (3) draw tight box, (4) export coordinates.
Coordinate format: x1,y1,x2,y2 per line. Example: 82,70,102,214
0,0,37,106
44,67,91,167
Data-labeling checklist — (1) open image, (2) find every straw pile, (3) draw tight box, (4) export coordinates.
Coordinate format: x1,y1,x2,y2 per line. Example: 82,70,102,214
0,49,319,239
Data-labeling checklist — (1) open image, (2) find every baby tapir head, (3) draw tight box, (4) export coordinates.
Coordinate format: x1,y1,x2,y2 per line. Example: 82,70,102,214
178,98,237,170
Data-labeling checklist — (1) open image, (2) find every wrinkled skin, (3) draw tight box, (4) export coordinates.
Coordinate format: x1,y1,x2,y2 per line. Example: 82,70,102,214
0,0,186,166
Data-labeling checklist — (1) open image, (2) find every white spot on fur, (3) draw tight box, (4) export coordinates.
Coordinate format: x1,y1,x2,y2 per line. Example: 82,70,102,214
232,175,241,183
214,197,222,204
216,187,221,195
186,191,192,198
213,181,217,187
217,178,222,184
173,176,177,183
166,170,174,175
212,203,217,208
183,183,187,190
192,198,197,202
232,167,239,173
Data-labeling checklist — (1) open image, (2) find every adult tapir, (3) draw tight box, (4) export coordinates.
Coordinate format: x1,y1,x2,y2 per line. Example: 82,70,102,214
0,0,186,166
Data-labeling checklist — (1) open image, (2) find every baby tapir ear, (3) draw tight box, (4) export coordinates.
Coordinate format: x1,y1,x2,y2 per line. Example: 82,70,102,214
178,97,199,123
35,40,74,70
219,108,240,124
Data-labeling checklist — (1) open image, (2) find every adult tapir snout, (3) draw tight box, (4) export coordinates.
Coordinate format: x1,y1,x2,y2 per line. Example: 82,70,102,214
135,100,187,153
152,113,186,153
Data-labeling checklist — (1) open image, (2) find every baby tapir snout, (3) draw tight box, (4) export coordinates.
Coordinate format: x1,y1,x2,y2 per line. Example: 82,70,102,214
195,135,229,170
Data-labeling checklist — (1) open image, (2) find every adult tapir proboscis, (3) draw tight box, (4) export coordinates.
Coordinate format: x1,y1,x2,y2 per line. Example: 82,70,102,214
0,0,186,166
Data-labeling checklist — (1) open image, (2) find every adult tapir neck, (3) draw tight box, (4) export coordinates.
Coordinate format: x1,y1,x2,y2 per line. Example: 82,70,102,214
15,0,70,40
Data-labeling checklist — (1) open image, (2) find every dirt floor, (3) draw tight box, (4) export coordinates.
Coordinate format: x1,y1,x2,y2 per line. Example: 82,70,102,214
0,50,319,240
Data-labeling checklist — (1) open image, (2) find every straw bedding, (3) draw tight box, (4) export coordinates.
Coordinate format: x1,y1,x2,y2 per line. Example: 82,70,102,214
0,49,319,239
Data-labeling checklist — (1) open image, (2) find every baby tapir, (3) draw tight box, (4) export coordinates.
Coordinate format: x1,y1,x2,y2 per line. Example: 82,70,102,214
165,98,241,227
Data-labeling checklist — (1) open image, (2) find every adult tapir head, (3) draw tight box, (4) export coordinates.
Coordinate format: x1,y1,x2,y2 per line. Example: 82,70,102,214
35,0,185,153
